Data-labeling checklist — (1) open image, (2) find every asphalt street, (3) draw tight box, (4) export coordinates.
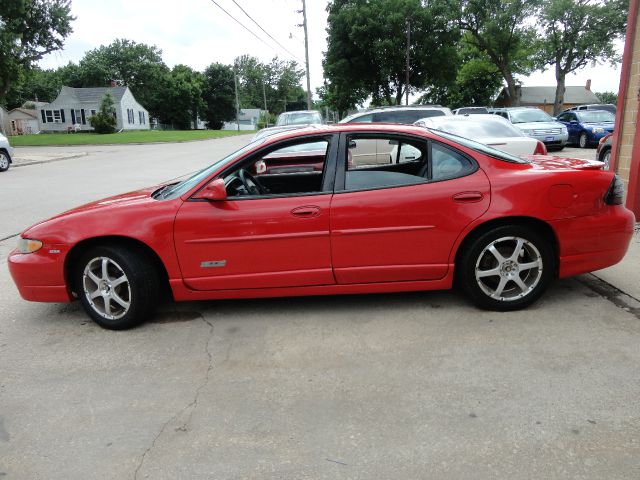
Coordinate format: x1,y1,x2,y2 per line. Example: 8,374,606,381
1,139,638,479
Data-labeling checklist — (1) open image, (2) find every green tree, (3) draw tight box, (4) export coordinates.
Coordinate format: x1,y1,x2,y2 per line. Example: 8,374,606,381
323,0,459,111
417,37,502,108
596,91,618,105
201,63,236,130
458,0,539,106
537,0,628,114
76,39,169,117
89,92,117,134
234,55,305,115
155,65,205,129
0,0,74,105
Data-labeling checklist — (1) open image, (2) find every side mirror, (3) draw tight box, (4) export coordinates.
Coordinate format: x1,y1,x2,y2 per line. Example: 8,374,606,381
193,178,227,201
348,140,357,149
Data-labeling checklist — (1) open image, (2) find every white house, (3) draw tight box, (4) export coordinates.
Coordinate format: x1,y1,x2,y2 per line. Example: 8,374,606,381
8,108,39,135
223,108,265,131
37,86,150,132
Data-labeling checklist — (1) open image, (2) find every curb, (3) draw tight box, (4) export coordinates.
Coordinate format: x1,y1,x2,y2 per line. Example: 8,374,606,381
12,153,89,168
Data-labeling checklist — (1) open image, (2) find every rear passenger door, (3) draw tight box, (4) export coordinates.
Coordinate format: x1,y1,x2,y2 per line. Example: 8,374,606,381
330,133,491,284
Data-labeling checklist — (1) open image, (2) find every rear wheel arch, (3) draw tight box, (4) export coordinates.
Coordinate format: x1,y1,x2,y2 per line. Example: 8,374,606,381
64,236,172,300
453,216,559,279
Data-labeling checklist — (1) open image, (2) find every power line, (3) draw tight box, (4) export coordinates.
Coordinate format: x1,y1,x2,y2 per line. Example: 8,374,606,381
230,0,303,62
208,0,300,63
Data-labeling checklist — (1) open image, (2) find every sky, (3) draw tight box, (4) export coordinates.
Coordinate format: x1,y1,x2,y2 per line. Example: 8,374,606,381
39,0,624,104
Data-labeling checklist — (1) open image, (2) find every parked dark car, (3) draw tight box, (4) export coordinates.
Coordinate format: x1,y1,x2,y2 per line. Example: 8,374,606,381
556,110,615,148
452,107,489,115
340,105,452,124
597,133,613,169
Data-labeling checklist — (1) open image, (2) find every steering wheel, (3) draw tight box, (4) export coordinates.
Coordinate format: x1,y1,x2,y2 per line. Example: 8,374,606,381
237,168,265,195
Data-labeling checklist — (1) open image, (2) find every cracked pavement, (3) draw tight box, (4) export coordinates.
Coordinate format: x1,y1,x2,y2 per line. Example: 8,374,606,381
1,142,639,479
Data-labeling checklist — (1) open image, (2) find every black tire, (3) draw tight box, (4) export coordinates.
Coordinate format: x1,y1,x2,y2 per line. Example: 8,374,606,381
457,225,555,311
579,132,588,148
599,147,611,169
0,151,10,172
75,245,160,329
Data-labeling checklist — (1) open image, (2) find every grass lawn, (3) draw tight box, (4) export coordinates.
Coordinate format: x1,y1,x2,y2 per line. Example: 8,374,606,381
9,129,255,147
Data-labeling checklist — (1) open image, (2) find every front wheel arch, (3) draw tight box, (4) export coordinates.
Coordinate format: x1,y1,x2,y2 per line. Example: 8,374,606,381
65,236,172,300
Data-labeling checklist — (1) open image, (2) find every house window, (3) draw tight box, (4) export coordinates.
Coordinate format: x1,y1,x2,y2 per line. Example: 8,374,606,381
53,110,61,122
91,110,96,116
74,109,83,125
126,108,135,124
45,110,54,123
139,111,145,125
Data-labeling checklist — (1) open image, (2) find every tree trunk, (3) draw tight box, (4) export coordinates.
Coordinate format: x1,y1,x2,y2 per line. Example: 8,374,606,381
501,68,518,107
553,68,566,116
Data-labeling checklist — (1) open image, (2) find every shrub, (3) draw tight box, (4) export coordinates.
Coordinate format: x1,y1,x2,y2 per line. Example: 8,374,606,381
89,92,117,134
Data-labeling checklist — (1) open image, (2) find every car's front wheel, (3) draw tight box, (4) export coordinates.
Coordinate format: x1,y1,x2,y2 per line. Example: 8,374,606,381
0,151,10,172
600,148,611,170
579,132,588,148
458,226,555,311
75,245,160,329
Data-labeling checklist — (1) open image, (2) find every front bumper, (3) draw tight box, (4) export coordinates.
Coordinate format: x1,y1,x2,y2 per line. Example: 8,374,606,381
8,246,73,303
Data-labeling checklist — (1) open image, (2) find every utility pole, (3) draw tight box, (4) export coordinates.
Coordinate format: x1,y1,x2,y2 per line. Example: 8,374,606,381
300,0,312,110
405,18,411,106
234,72,240,131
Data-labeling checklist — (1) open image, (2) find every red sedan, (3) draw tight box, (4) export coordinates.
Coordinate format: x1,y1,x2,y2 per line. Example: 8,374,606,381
8,124,635,329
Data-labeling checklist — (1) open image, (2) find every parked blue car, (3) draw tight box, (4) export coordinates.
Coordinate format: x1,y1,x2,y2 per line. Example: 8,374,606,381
556,109,615,148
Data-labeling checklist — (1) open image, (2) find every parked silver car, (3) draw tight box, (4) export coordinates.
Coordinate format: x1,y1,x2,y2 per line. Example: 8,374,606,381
490,107,569,150
0,132,14,172
253,110,323,141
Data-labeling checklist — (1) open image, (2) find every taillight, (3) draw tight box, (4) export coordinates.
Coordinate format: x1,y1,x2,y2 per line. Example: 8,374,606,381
533,140,547,155
604,174,624,205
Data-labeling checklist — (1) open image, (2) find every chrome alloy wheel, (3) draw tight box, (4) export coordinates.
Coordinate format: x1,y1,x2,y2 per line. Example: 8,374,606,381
474,236,543,302
82,257,131,320
0,153,9,170
602,150,611,170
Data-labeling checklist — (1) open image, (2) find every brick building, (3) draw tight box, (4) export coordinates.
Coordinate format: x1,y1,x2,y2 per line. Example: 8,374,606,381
613,0,640,219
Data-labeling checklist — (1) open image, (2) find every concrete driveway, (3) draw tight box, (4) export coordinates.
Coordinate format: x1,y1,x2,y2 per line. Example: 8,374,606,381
1,138,638,479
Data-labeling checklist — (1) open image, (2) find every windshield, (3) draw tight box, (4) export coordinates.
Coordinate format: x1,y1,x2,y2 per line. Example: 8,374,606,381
158,139,265,199
276,112,322,126
576,111,615,123
426,118,524,138
429,129,529,164
510,109,553,124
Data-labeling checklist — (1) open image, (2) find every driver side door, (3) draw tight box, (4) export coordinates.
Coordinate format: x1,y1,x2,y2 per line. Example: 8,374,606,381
173,135,337,291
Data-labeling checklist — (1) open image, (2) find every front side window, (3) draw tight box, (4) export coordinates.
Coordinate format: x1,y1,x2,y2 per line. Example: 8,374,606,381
222,137,331,198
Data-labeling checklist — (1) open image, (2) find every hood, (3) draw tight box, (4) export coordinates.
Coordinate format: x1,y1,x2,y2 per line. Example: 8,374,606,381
522,154,605,170
23,185,161,236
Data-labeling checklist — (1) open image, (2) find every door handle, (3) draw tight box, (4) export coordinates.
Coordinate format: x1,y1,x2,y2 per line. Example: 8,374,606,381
291,205,321,218
453,191,484,203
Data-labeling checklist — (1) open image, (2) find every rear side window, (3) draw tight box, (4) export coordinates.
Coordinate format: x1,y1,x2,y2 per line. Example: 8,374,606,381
431,143,475,181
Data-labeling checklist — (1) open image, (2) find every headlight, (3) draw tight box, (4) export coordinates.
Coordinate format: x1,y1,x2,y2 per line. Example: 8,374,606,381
17,237,43,254
592,127,604,133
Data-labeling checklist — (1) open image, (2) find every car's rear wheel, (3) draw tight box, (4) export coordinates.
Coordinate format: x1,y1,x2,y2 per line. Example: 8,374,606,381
458,226,555,311
0,151,10,172
75,245,160,329
579,132,588,148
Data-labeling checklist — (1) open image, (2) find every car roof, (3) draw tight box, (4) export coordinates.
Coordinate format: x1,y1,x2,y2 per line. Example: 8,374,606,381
258,123,431,146
278,110,321,115
418,114,508,123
